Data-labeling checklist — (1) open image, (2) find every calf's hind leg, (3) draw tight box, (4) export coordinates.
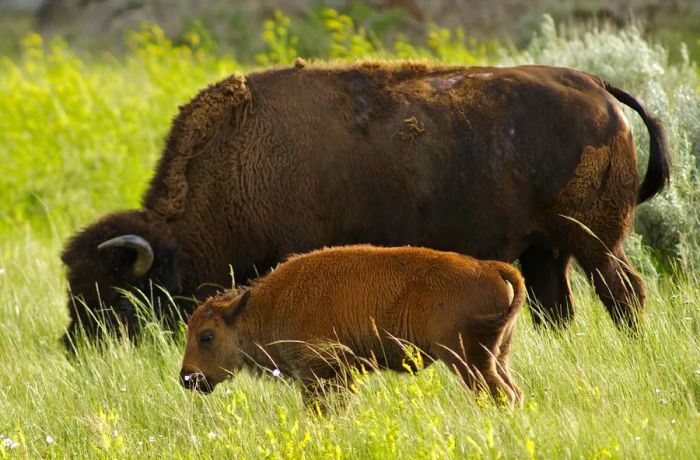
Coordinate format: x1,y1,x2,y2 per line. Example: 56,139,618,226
435,333,516,407
519,246,575,328
495,320,523,406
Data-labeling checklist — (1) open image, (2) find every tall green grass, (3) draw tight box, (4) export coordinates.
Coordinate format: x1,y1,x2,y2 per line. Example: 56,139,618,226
0,235,698,458
1,10,699,458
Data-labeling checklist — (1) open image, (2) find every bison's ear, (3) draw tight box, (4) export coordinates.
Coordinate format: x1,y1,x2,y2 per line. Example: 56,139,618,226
223,290,251,325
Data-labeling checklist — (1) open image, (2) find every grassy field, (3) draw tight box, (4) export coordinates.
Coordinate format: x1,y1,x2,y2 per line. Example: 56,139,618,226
1,12,699,459
1,235,699,458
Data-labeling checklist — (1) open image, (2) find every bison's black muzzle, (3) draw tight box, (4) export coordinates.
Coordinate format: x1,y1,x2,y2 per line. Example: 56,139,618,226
180,370,213,394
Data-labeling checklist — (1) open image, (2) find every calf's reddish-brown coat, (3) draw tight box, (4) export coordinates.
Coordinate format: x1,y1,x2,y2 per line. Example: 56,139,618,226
61,61,669,345
180,245,526,407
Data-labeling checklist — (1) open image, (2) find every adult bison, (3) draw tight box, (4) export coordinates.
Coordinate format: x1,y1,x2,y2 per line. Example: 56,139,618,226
61,61,669,346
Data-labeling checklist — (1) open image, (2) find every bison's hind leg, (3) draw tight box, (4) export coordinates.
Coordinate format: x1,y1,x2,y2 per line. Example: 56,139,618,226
435,333,517,408
574,241,645,330
519,246,575,328
550,134,644,329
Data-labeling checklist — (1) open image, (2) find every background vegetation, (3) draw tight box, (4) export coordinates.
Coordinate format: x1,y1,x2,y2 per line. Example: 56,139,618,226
0,6,698,458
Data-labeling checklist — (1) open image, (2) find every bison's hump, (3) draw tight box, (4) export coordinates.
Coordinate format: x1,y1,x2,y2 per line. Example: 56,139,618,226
145,73,252,219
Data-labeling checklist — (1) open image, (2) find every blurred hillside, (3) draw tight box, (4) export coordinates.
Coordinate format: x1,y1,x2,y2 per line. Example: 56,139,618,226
1,0,698,60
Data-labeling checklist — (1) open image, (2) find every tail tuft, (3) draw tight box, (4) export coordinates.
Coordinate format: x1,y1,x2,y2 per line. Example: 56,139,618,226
603,81,670,204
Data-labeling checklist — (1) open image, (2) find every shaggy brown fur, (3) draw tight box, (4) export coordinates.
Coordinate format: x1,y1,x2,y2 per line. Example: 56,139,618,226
62,61,669,344
180,245,525,407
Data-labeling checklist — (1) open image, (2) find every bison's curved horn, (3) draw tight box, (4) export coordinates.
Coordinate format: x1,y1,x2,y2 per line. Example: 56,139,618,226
97,235,154,278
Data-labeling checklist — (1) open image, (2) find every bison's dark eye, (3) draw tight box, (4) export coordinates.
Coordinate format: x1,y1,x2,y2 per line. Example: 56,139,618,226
199,332,213,344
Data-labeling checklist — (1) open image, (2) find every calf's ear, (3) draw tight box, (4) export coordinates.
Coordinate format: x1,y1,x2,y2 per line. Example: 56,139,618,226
223,290,252,324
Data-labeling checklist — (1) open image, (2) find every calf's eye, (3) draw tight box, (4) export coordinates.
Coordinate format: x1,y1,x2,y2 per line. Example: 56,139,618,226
199,332,213,344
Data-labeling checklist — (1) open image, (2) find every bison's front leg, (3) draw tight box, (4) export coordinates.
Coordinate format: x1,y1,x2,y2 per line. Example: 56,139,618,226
300,371,355,416
519,246,575,328
294,344,358,415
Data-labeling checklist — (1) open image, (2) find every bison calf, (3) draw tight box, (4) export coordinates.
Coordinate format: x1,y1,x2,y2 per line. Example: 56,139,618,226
180,245,525,407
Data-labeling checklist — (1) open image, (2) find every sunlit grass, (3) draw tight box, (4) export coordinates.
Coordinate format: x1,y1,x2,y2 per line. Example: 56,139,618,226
0,28,238,235
0,233,699,458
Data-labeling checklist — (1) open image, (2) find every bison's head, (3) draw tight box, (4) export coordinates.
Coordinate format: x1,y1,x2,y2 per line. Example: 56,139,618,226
180,290,251,393
61,210,183,348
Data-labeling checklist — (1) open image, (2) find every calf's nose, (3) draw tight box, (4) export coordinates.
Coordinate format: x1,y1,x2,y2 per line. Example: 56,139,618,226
180,369,195,389
180,369,213,393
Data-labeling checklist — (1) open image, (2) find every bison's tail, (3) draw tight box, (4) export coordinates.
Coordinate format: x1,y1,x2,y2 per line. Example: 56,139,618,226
603,81,670,204
496,266,526,323
471,265,526,334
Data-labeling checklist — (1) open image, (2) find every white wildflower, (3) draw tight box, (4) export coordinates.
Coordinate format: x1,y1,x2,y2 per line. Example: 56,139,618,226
224,389,231,397
148,436,156,443
45,435,54,444
272,368,281,377
3,439,17,449
208,432,217,440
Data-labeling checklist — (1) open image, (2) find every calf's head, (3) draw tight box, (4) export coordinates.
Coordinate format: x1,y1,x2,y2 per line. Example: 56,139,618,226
180,290,251,393
61,210,182,348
